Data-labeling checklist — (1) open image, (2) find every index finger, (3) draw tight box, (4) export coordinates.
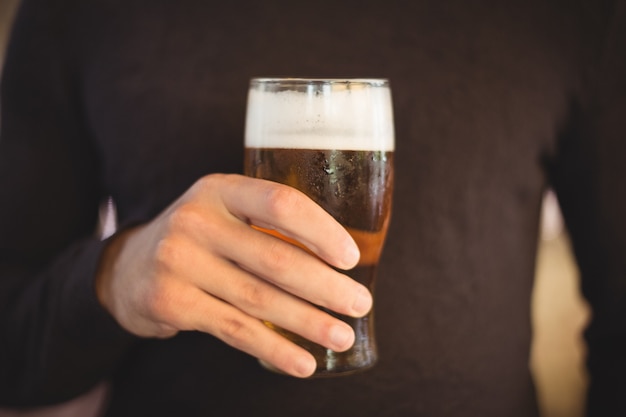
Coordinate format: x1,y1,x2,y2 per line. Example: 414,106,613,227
219,174,360,270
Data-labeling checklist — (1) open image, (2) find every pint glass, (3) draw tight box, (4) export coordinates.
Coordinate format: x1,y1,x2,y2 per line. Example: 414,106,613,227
244,78,395,376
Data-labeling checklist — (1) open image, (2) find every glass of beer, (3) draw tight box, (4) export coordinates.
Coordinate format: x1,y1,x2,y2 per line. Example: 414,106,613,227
244,78,395,376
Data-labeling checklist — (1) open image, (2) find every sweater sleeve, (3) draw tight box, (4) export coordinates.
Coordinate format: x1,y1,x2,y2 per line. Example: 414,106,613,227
0,0,137,406
546,2,626,415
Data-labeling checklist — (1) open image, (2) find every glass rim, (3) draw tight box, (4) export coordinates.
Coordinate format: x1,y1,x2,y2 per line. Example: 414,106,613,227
250,77,389,87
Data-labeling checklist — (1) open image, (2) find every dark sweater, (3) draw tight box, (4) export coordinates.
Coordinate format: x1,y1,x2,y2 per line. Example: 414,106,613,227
1,0,625,415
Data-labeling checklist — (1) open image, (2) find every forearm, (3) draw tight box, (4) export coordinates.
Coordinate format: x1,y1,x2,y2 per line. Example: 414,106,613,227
0,236,138,406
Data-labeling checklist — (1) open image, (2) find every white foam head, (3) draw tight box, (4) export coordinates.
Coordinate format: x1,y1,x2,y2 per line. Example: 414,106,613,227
245,79,395,151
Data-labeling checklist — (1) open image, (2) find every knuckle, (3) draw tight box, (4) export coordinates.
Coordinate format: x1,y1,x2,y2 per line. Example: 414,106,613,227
153,323,179,339
259,239,296,275
217,316,252,348
193,173,226,194
237,281,272,310
142,279,207,336
167,203,207,234
192,173,238,202
263,185,303,220
141,278,179,325
166,203,224,243
152,237,181,273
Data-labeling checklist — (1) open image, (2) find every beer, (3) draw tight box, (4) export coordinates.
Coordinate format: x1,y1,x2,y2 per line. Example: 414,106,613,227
244,78,395,376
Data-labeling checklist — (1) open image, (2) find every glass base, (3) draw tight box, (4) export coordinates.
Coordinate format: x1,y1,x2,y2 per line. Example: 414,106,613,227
260,313,377,377
259,353,377,378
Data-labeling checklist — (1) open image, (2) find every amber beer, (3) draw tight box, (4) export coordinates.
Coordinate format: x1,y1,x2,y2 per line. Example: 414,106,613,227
244,78,394,376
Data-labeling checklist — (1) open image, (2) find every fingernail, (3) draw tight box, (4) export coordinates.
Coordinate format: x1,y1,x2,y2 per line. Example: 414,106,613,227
343,241,360,268
330,324,354,350
295,355,316,377
352,288,373,316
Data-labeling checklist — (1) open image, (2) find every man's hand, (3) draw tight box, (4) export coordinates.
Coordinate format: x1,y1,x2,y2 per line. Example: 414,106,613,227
95,174,371,378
